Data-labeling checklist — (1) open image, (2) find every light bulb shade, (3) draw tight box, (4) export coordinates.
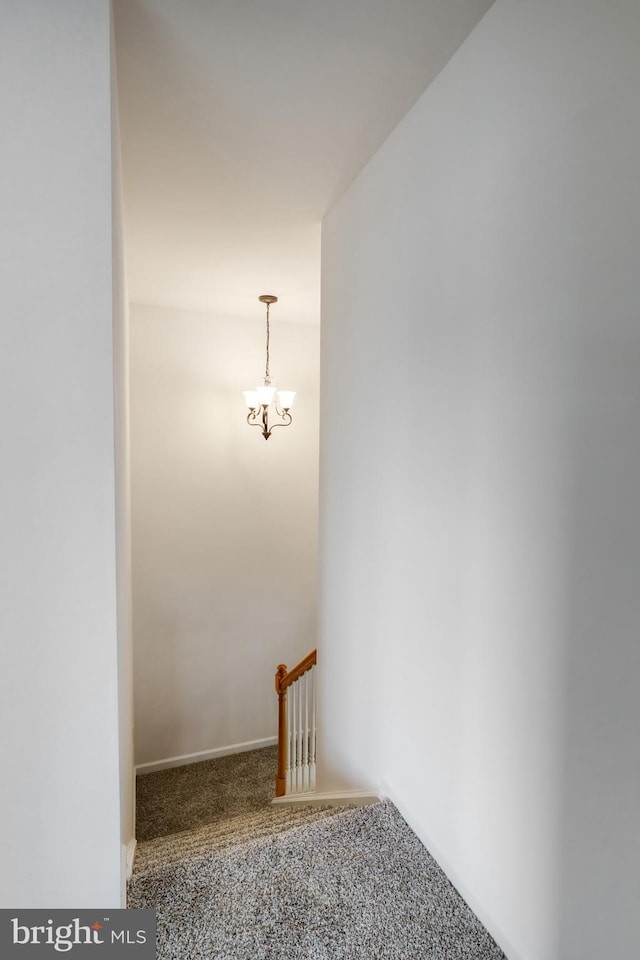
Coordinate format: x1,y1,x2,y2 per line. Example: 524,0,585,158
277,390,296,410
255,385,276,406
243,390,260,409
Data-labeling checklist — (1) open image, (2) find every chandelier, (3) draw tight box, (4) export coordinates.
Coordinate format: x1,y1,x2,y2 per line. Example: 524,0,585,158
243,295,296,440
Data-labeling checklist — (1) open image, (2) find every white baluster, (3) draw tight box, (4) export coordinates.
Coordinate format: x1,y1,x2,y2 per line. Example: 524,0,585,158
303,671,310,791
297,677,303,793
310,665,316,791
286,686,292,795
293,679,298,794
289,683,298,793
279,660,318,797
297,680,302,793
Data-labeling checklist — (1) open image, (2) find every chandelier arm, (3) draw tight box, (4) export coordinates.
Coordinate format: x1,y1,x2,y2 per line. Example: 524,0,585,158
246,405,271,439
267,411,293,431
247,421,270,439
274,404,294,419
247,410,268,435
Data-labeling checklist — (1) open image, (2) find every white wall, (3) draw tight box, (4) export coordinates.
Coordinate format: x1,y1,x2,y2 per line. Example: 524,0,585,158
130,304,319,766
319,2,640,959
0,0,125,906
111,6,136,882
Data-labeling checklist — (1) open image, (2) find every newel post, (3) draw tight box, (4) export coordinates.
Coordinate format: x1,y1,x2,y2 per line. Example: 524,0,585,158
275,664,288,797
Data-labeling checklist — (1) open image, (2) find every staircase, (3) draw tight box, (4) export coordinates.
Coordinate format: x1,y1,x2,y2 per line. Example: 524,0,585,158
128,660,506,960
130,802,345,879
129,789,504,960
128,746,359,957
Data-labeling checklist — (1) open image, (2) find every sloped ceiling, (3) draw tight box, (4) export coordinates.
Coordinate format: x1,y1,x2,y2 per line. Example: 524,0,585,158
113,0,494,324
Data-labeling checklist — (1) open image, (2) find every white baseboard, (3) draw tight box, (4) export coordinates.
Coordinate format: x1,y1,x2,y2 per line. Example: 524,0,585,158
272,788,380,808
121,837,137,903
380,778,525,960
126,838,137,879
136,736,277,775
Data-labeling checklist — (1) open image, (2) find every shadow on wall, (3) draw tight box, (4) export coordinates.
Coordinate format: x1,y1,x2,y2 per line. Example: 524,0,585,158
556,322,640,958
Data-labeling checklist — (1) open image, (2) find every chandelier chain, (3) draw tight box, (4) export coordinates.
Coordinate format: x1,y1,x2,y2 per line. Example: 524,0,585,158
265,300,271,383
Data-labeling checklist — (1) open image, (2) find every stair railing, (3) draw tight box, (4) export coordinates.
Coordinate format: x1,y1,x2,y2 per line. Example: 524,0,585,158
275,648,317,797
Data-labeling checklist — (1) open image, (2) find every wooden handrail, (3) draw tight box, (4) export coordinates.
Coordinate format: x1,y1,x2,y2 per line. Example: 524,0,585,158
275,648,317,797
275,648,316,694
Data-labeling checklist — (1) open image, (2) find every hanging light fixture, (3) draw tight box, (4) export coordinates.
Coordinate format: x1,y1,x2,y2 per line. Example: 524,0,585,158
243,294,296,440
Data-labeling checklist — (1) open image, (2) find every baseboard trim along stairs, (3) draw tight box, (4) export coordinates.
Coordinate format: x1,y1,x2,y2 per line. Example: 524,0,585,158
135,736,277,775
126,838,137,879
271,788,380,807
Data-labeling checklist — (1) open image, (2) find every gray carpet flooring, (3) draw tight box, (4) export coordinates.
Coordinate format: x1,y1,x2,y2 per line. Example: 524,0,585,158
136,746,278,841
131,746,506,960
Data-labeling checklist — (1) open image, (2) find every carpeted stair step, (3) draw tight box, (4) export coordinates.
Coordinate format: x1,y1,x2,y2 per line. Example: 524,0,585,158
133,802,356,876
135,745,280,843
128,803,374,910
128,801,507,959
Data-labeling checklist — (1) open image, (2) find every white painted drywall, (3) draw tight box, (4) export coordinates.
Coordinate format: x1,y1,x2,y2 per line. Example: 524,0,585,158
130,304,319,766
111,7,136,888
319,2,640,958
0,0,125,906
112,0,493,324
